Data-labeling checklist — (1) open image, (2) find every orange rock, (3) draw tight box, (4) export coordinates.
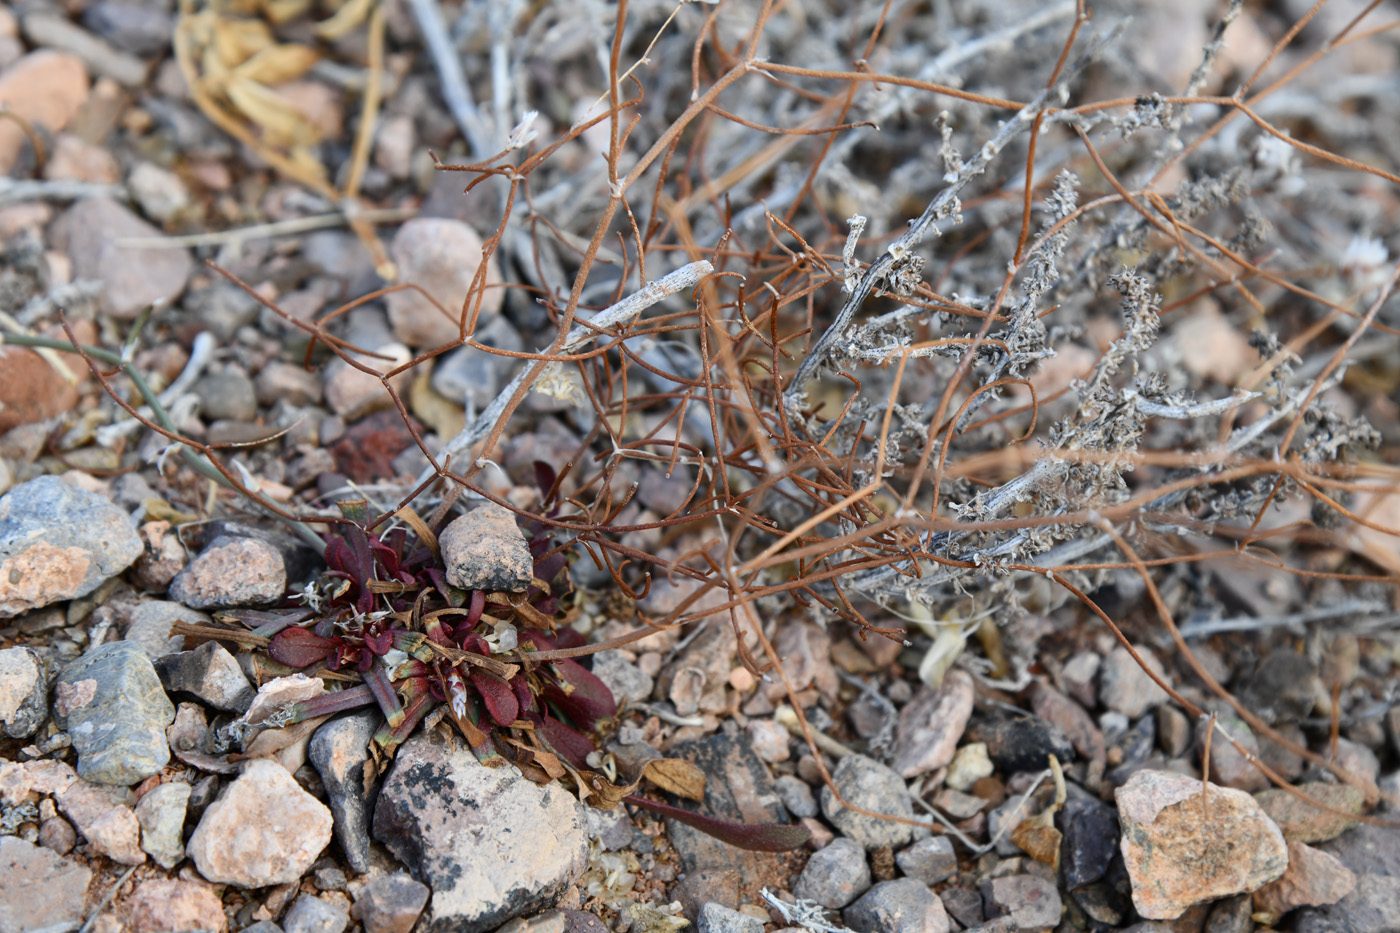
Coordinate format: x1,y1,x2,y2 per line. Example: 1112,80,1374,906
0,346,79,432
0,51,89,173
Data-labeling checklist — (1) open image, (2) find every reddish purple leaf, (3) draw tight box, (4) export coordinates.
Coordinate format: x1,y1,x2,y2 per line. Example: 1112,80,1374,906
268,627,339,668
470,670,519,726
624,795,811,852
543,657,617,729
534,714,595,769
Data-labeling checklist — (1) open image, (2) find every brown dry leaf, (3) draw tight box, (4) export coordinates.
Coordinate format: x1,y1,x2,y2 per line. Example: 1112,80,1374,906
234,42,320,86
142,497,200,525
1011,815,1062,869
262,0,314,23
225,75,315,147
212,16,275,68
232,714,330,760
642,758,706,801
316,0,375,40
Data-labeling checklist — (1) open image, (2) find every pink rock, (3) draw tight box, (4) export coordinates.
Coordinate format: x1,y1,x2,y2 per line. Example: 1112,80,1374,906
892,670,974,777
0,51,88,173
1116,769,1287,919
57,779,145,865
385,218,505,348
49,198,193,321
187,759,332,887
1253,840,1356,917
125,879,226,933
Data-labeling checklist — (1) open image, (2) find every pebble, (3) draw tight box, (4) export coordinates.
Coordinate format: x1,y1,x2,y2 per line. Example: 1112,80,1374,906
256,362,324,407
0,346,80,433
1236,649,1321,725
1197,714,1268,792
187,759,334,887
56,777,145,864
1098,647,1172,719
1115,769,1288,919
891,670,974,778
182,284,262,341
966,713,1074,774
134,780,189,869
0,51,88,173
356,872,430,933
53,640,174,785
590,651,654,705
1293,873,1400,933
1029,681,1104,769
895,836,957,886
774,774,818,819
170,535,287,609
386,218,505,348
1059,785,1119,890
193,368,259,422
0,476,143,617
696,903,763,933
322,341,414,421
308,709,379,874
1204,893,1252,933
1155,705,1192,758
746,718,791,763
372,730,589,933
0,645,48,738
820,755,917,851
156,641,256,712
282,894,350,933
1253,839,1356,917
945,742,994,792
1059,651,1101,709
131,522,189,592
49,198,194,320
1254,782,1364,844
124,879,225,933
843,879,950,933
439,503,534,593
19,11,146,85
981,874,1062,931
794,837,872,908
45,132,120,182
0,836,92,932
430,316,524,411
123,600,202,661
83,1,174,57
38,815,77,855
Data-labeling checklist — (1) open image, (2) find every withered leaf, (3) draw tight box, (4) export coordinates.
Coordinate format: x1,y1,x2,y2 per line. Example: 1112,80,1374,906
225,75,314,148
642,758,706,801
233,42,319,86
1011,814,1062,868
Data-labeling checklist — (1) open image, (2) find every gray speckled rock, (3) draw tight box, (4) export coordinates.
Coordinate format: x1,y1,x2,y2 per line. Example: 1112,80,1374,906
53,640,174,785
820,755,916,851
357,872,430,933
372,730,589,933
0,476,142,617
0,645,47,738
696,903,763,933
439,504,533,593
156,641,255,712
895,836,957,886
794,837,872,908
169,535,287,609
843,879,950,933
309,709,379,873
282,894,349,933
123,600,203,661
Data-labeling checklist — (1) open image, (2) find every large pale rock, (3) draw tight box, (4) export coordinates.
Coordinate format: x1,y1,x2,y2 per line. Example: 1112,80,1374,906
53,640,174,785
124,879,225,933
57,778,145,864
0,51,88,173
386,218,505,348
372,731,589,933
1116,769,1288,919
49,198,193,320
0,476,142,617
0,836,92,933
892,670,974,777
187,759,333,887
170,536,287,610
439,503,533,593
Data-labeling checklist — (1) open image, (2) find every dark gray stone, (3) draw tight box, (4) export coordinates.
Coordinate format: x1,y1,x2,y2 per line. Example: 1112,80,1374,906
309,709,379,874
430,316,523,411
793,838,872,909
357,872,430,933
696,903,763,933
843,879,950,933
193,367,257,422
156,641,255,712
53,640,174,785
1294,873,1400,933
0,475,142,617
895,836,957,886
965,713,1075,774
820,755,916,851
123,601,204,661
372,731,588,933
0,645,47,738
282,894,349,933
1059,785,1118,890
590,651,654,705
1203,893,1251,933
82,1,173,56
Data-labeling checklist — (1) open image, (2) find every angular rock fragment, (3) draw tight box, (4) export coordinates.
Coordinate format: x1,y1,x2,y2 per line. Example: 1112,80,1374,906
820,755,916,851
309,709,379,873
843,879,950,933
169,535,287,609
53,640,174,785
439,503,533,593
0,645,47,738
892,671,974,778
0,836,92,933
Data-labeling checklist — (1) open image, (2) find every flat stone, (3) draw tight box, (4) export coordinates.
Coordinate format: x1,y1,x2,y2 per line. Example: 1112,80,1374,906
774,774,817,819
843,879,950,933
0,50,88,174
308,709,379,873
439,504,533,593
590,651,654,705
386,218,505,348
134,781,189,869
53,640,174,785
895,836,957,886
56,778,144,864
282,894,349,933
1253,840,1356,917
1029,681,1104,771
157,641,255,712
50,198,192,320
1115,769,1288,919
981,874,1062,931
696,903,763,933
965,713,1074,774
372,730,589,933
123,600,202,661
794,837,872,908
1197,714,1268,792
170,536,287,609
1254,782,1365,844
356,873,430,933
124,879,225,933
0,346,80,433
892,671,974,778
821,755,916,851
0,645,47,738
193,367,258,422
0,836,93,932
429,315,523,411
1099,647,1171,720
187,759,333,888
0,476,142,617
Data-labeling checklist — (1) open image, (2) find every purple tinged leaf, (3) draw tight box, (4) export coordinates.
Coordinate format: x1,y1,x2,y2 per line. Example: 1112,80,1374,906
534,461,557,503
535,714,596,769
624,795,811,852
288,684,376,721
365,628,393,655
364,664,405,728
469,670,519,726
543,657,617,729
269,627,339,668
512,676,535,715
467,589,485,628
374,687,437,752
